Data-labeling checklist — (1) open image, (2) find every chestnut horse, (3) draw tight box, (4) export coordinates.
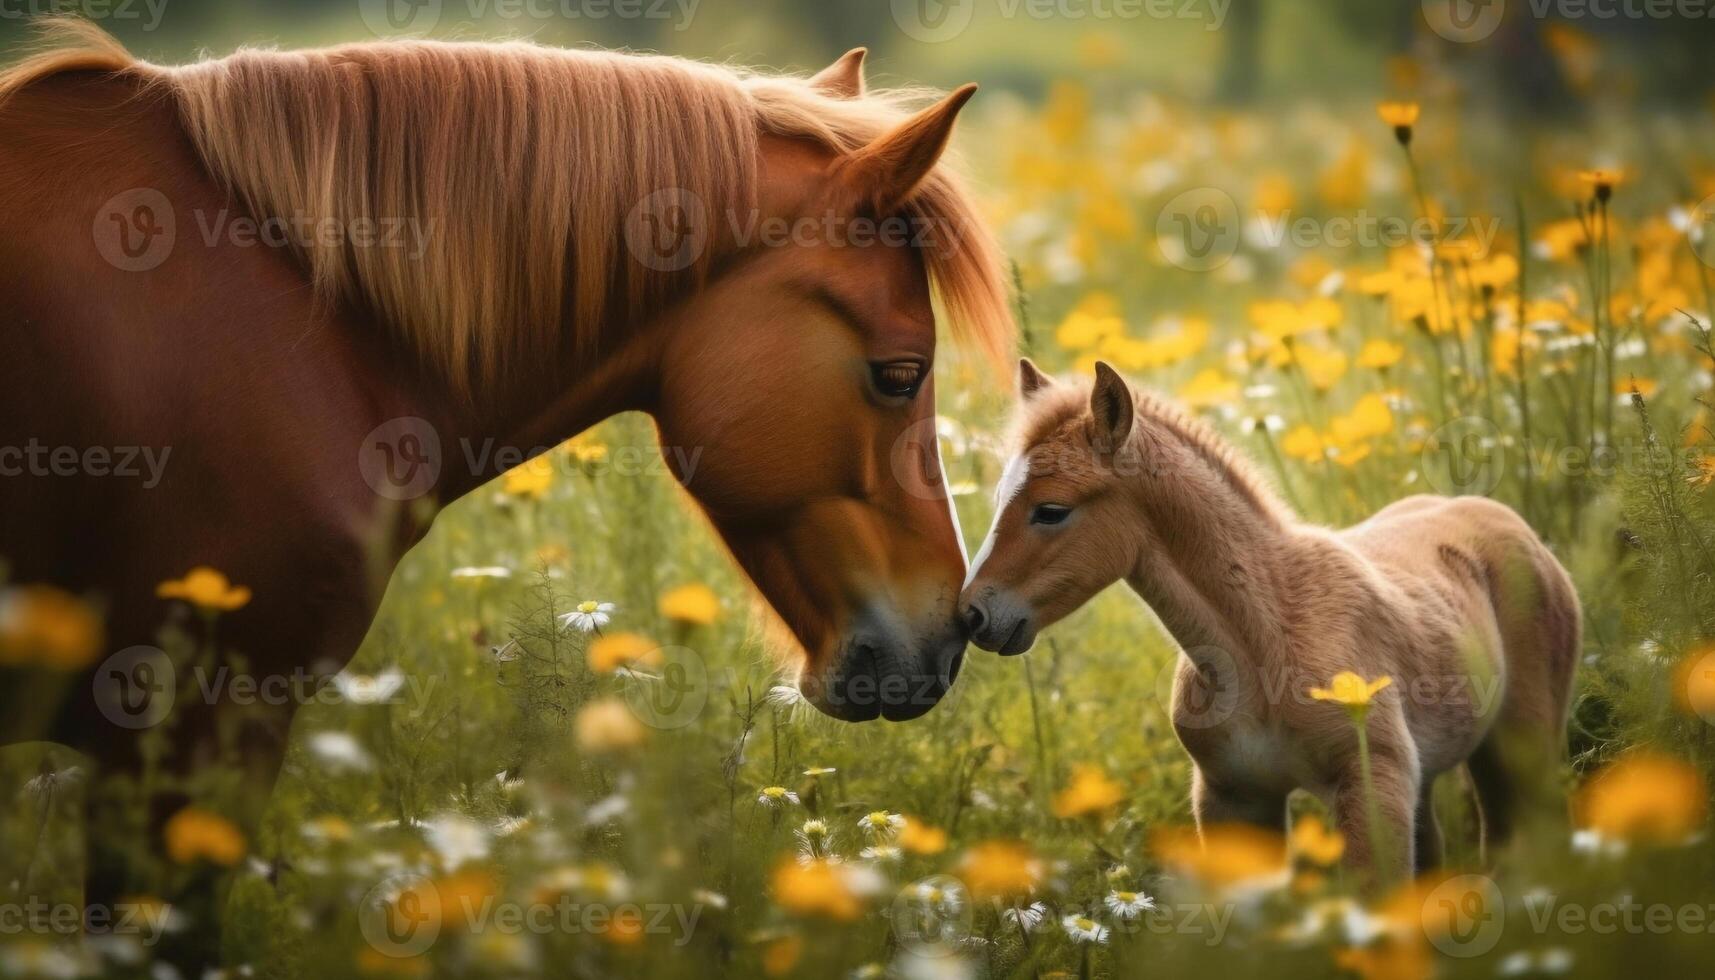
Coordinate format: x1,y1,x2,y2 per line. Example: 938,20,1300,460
0,17,1007,919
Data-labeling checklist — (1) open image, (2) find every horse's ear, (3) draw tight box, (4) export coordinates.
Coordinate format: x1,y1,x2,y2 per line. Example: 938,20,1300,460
809,48,866,99
1089,361,1134,453
829,84,977,216
1018,357,1054,399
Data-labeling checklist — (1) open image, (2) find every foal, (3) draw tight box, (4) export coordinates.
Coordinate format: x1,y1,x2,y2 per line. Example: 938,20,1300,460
962,360,1580,879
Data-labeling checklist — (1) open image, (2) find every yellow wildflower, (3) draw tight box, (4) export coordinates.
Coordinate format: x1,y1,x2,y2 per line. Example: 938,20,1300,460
560,433,609,466
575,698,647,753
1051,765,1126,819
955,840,1042,899
658,583,720,625
1309,672,1393,709
771,859,865,921
1376,101,1421,144
898,816,949,855
1179,368,1241,409
156,567,251,613
1289,816,1346,866
0,585,104,669
1355,339,1404,371
1152,824,1288,892
1575,750,1707,845
501,461,554,500
164,807,246,866
587,632,660,674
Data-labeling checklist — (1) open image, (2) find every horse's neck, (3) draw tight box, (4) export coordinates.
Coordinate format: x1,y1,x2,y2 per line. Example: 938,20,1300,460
421,322,664,503
1123,437,1302,665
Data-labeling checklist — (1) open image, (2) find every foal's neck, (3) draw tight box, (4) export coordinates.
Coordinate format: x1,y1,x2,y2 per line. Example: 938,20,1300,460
1121,422,1304,664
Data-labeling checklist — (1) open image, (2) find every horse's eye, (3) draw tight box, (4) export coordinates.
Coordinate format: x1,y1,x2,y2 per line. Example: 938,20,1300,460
1030,504,1072,526
871,360,926,399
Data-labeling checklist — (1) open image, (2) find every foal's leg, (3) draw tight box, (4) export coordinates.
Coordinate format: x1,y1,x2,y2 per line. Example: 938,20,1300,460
1413,782,1444,874
1191,766,1287,834
1330,752,1418,886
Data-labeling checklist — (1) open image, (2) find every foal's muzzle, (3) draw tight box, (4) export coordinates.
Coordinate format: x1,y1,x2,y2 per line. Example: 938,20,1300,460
960,587,1037,656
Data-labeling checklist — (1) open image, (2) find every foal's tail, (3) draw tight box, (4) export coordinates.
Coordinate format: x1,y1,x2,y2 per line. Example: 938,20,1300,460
0,17,136,109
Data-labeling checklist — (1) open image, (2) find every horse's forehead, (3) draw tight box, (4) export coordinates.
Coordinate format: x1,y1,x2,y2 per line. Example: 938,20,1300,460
823,241,937,347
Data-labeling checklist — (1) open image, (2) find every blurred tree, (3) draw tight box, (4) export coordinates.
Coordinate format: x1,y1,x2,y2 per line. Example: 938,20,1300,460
1215,0,1261,102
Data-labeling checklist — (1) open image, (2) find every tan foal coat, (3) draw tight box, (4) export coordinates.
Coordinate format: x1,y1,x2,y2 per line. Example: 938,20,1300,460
961,360,1580,880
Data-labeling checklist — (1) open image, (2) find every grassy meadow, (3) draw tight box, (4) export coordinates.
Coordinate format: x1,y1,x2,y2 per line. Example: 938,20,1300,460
5,20,1715,980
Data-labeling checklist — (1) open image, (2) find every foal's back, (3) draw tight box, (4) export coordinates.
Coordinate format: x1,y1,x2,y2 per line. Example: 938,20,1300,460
1339,494,1580,778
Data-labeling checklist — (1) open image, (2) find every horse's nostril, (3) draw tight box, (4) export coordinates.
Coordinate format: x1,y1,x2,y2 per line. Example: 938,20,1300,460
961,602,987,636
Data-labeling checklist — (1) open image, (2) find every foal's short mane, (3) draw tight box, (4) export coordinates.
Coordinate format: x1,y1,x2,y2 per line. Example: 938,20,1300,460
2,19,1011,392
1016,378,1294,525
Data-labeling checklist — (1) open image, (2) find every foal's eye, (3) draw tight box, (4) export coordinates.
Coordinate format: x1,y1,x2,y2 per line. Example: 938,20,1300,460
1030,504,1072,526
870,360,926,399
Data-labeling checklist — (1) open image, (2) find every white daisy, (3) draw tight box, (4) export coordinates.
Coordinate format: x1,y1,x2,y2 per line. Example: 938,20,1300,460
692,889,729,911
861,844,903,862
767,685,805,707
450,566,512,580
1000,902,1047,932
858,810,905,838
332,667,406,705
794,818,831,852
757,786,800,808
1056,919,1111,947
1103,889,1156,921
307,731,373,772
559,600,614,632
423,813,490,871
1061,913,1110,944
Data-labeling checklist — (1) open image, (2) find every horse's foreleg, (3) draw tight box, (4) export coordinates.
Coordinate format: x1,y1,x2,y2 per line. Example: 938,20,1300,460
79,690,298,974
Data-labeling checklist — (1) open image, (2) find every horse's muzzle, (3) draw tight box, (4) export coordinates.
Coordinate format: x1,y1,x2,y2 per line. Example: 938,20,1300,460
799,608,966,722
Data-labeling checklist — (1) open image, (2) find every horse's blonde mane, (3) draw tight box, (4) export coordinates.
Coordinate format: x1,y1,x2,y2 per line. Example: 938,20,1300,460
2,19,1011,392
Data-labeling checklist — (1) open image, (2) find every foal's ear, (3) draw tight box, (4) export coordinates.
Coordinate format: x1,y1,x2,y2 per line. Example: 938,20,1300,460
828,84,978,216
1089,361,1134,453
1018,357,1054,399
809,48,867,99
